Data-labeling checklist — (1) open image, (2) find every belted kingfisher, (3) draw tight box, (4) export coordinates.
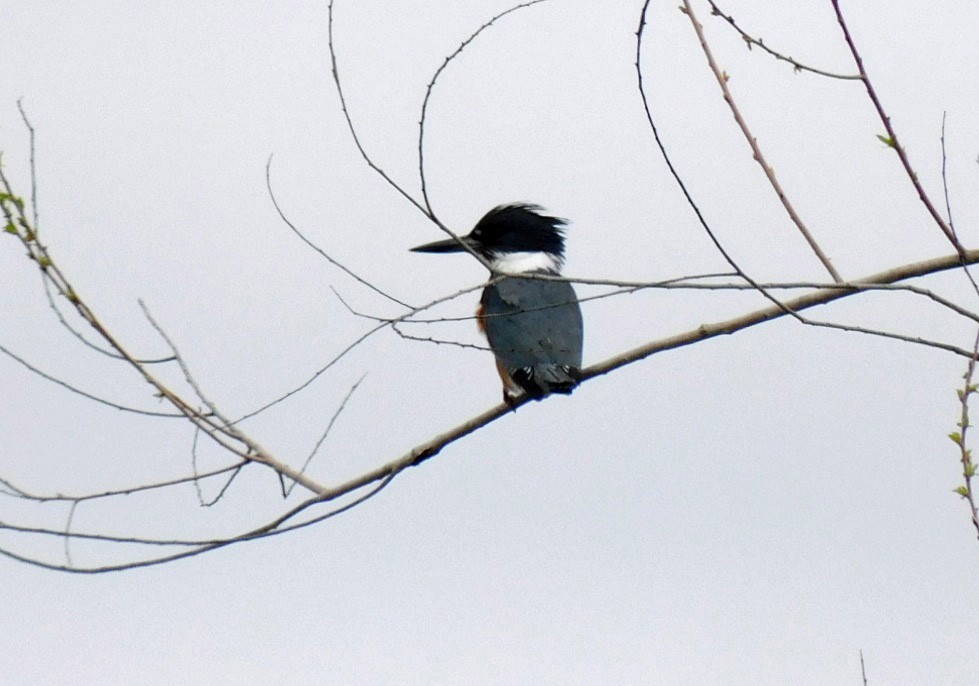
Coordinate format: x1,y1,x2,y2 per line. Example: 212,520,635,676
411,203,583,404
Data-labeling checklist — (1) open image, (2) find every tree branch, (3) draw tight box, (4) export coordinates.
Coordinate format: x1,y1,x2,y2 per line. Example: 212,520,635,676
704,1,861,80
681,0,842,282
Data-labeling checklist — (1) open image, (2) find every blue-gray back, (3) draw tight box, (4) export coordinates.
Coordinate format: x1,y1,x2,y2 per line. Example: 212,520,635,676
479,276,583,373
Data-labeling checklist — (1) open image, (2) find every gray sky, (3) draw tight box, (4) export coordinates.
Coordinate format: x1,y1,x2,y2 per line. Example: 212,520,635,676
2,1,979,683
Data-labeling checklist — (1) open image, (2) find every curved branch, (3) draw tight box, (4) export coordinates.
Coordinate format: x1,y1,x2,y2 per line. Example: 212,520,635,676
704,1,860,80
635,1,804,325
418,0,550,216
0,341,183,418
326,0,429,218
266,156,412,308
635,1,746,280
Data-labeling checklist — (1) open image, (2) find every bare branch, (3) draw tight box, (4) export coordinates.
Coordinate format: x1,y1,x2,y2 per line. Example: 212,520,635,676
585,247,979,382
1,160,331,498
0,340,183,418
265,156,412,308
681,0,842,282
326,0,430,219
635,1,748,281
258,246,979,523
830,1,962,257
704,2,861,80
284,374,366,497
0,462,246,504
15,99,38,229
418,0,551,216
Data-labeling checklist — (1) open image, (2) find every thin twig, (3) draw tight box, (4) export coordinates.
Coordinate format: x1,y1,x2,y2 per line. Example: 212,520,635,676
704,2,860,80
830,1,962,258
418,0,550,217
190,427,246,507
936,112,979,300
413,3,555,269
636,1,748,282
796,318,976,358
64,501,77,568
38,274,175,363
285,374,366,497
940,112,955,237
390,322,492,351
0,472,399,574
327,0,430,220
0,341,183,417
139,300,225,421
636,0,812,333
15,99,38,230
681,0,842,282
265,156,412,308
231,279,488,424
951,328,979,540
0,462,248,504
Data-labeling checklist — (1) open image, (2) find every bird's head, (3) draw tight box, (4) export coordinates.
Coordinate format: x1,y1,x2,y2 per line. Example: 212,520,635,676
411,203,567,275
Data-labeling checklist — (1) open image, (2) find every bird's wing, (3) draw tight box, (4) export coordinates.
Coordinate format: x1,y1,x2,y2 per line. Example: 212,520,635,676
480,276,583,371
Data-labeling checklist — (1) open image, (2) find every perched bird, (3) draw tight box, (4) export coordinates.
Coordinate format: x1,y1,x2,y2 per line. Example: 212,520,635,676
411,203,583,404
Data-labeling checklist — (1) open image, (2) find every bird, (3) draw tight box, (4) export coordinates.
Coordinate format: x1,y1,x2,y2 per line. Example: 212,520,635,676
411,203,583,405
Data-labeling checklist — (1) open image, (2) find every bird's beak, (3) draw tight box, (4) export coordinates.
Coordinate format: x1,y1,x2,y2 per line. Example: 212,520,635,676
410,234,478,254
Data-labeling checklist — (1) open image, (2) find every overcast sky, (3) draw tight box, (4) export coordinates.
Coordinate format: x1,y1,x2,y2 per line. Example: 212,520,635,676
2,1,979,684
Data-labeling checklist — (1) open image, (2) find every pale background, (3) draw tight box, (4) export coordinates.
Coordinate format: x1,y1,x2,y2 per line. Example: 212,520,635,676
2,1,979,684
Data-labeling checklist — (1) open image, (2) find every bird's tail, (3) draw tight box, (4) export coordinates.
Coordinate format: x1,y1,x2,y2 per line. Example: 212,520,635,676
513,365,580,398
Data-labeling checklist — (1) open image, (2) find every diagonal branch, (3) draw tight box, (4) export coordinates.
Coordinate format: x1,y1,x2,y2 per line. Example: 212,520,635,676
326,0,429,220
265,156,412,308
830,1,959,255
249,246,979,522
586,247,979,381
635,1,813,327
681,0,842,282
0,166,330,498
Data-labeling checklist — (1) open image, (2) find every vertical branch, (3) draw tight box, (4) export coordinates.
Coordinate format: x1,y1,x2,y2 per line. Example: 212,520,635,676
15,99,38,230
951,329,979,541
940,112,955,236
680,0,842,282
937,113,979,297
